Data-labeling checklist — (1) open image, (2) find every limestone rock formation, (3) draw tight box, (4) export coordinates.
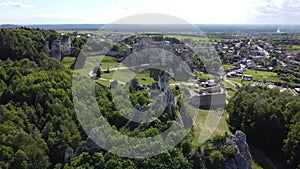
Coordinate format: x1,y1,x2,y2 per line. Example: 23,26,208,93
224,131,252,169
74,125,107,155
110,80,118,89
150,82,157,90
158,72,175,116
158,72,171,92
85,125,107,152
64,147,73,164
194,130,252,169
130,78,140,90
164,88,175,116
85,138,102,153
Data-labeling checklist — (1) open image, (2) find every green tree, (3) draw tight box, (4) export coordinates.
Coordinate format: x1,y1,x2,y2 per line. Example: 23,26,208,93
283,122,300,169
208,150,225,168
96,67,102,78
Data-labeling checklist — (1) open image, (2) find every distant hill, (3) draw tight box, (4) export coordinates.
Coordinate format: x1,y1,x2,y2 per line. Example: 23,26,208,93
26,24,105,30
0,24,104,30
0,24,21,28
1,24,300,32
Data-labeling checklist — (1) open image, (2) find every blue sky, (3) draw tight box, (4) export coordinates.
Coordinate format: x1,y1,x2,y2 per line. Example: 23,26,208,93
0,0,299,24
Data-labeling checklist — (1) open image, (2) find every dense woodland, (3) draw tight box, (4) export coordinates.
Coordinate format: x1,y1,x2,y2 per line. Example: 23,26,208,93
0,28,299,169
0,28,83,168
227,86,300,169
0,28,228,169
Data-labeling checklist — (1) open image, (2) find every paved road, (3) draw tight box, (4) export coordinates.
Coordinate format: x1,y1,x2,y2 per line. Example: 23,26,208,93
255,45,270,59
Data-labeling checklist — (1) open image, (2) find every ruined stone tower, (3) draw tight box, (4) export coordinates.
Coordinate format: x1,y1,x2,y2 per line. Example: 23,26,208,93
51,40,62,61
50,35,71,61
60,35,71,56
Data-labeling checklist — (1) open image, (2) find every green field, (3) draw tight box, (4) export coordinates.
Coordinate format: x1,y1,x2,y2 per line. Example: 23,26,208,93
100,69,157,85
194,70,211,79
86,55,122,69
72,55,122,77
225,81,236,89
222,64,235,70
134,70,157,85
286,45,300,53
75,67,91,76
224,81,237,97
243,70,282,82
192,109,230,145
192,108,263,169
96,79,111,87
164,34,223,42
227,91,236,98
61,57,75,68
227,69,282,86
57,30,95,34
227,78,253,85
164,35,208,41
77,54,177,86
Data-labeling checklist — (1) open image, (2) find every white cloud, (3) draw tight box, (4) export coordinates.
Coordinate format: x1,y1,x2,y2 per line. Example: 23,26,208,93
96,0,251,24
0,1,35,8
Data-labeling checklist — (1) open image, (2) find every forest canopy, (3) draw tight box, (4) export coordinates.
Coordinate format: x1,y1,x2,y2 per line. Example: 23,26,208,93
227,86,300,169
1,27,298,169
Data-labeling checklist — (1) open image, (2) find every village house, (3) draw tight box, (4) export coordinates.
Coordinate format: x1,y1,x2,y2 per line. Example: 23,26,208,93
243,75,253,81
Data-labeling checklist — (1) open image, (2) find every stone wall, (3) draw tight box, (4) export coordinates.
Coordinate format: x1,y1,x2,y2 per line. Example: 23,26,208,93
51,40,62,61
189,93,226,109
61,35,71,56
49,35,73,61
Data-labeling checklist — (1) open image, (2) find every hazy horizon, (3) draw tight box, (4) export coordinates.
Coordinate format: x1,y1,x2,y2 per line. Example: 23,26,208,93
1,0,300,25
2,23,300,26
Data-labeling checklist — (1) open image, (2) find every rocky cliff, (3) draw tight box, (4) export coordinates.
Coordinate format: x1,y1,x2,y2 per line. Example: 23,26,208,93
224,131,252,169
194,130,252,169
